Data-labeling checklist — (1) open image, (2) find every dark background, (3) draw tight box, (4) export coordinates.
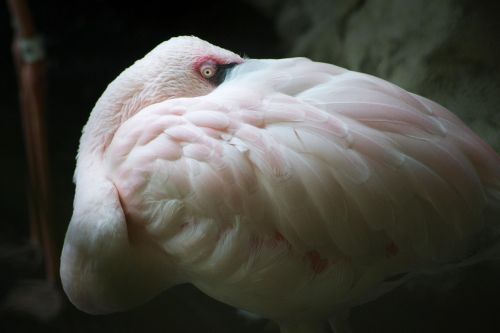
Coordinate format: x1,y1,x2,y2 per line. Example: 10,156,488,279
1,0,500,332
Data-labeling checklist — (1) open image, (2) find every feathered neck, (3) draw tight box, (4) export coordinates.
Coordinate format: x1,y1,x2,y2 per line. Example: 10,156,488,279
78,63,152,157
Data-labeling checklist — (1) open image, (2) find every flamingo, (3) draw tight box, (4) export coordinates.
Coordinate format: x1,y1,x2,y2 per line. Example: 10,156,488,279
60,36,500,333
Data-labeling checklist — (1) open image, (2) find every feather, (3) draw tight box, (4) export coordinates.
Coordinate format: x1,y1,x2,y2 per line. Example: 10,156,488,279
62,37,500,329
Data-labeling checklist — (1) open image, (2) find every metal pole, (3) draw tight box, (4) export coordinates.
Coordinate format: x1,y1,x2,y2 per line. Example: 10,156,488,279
7,0,58,284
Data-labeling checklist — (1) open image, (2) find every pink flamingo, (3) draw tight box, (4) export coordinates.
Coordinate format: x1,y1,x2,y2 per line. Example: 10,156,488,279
60,36,500,333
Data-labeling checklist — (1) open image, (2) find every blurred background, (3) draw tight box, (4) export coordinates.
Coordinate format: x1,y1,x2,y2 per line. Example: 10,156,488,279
1,0,499,332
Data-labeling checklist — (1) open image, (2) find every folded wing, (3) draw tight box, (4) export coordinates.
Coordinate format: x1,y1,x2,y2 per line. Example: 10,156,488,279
105,58,500,276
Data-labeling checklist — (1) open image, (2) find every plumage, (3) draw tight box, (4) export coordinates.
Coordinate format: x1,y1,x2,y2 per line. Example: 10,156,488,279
61,36,500,332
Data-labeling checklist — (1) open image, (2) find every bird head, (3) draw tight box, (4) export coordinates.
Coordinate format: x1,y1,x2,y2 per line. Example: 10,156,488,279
80,36,244,154
118,36,244,109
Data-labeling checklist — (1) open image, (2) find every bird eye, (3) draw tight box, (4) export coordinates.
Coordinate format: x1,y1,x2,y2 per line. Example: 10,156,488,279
200,63,217,79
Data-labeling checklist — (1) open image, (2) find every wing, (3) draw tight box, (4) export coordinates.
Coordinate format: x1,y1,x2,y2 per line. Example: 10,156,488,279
105,58,500,278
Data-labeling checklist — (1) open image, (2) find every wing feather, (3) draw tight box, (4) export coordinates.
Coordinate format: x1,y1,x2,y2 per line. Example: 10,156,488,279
105,57,499,277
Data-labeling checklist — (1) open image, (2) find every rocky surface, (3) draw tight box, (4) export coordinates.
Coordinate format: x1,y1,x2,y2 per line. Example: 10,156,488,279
249,0,500,150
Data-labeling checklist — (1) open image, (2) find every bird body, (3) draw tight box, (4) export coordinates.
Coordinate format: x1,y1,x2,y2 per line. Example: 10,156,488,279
61,36,500,332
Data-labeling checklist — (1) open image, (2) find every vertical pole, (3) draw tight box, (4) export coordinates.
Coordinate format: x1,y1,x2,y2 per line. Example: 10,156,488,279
7,0,58,284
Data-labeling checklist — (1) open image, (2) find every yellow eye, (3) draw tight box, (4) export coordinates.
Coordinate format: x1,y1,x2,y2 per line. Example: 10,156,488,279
200,63,216,79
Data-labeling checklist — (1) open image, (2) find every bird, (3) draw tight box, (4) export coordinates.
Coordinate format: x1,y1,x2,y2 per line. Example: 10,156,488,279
60,36,500,333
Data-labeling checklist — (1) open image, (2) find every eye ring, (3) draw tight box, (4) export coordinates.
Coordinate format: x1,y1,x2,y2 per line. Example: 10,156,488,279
200,63,217,79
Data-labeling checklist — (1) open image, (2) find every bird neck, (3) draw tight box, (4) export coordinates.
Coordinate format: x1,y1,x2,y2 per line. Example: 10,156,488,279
78,73,145,157
61,162,178,313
